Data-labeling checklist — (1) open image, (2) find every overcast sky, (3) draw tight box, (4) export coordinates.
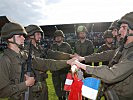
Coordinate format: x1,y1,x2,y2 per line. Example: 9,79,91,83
0,0,133,26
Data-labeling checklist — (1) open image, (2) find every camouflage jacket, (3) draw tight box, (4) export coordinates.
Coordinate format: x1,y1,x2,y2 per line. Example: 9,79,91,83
97,44,115,53
74,39,94,56
51,42,72,73
85,42,133,98
0,48,69,99
51,42,72,54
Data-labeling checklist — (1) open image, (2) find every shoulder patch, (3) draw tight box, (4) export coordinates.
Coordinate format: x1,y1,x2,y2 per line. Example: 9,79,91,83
127,53,133,61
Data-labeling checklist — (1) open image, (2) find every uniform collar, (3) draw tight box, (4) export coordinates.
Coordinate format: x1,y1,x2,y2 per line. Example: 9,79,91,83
124,42,133,49
79,39,87,43
31,43,37,49
4,48,21,58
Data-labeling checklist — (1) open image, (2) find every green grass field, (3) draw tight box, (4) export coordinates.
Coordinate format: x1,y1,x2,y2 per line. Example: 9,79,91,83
46,71,58,100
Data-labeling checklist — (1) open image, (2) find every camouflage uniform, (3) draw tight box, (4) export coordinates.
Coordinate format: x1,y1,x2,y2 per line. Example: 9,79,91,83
25,25,72,100
97,44,115,53
25,24,49,100
97,30,115,53
83,12,133,100
51,30,72,100
74,39,94,56
25,43,71,100
84,50,115,64
74,25,94,56
74,26,94,84
0,22,69,100
0,48,69,100
96,30,116,65
85,42,133,100
84,10,133,64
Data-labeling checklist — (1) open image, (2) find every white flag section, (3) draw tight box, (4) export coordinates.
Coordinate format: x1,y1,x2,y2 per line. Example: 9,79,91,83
82,77,101,100
65,79,73,85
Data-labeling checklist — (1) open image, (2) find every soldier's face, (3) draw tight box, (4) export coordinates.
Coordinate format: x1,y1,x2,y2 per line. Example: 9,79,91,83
34,32,42,42
119,23,129,38
116,35,121,42
10,34,25,45
55,36,63,43
106,37,113,44
78,32,86,39
16,35,25,45
112,29,118,37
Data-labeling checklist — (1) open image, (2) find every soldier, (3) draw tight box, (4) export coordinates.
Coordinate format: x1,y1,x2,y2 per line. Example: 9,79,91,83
25,25,73,100
96,30,115,65
74,13,132,65
97,30,115,53
74,25,94,57
25,25,73,61
109,20,120,47
74,25,94,100
0,22,70,100
68,33,133,100
0,22,35,100
109,20,119,37
51,30,72,100
68,12,133,100
25,24,49,100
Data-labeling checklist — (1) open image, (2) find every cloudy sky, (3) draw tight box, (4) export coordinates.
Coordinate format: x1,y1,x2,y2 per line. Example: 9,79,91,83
0,0,133,26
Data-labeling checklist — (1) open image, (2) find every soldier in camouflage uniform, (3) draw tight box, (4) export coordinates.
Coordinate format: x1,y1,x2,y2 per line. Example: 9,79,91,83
97,30,115,53
109,20,120,47
0,22,35,100
96,30,115,65
25,25,72,61
51,30,72,100
0,22,70,100
74,25,94,100
68,32,133,100
74,25,94,57
74,14,132,65
25,25,73,100
69,12,133,100
25,24,49,100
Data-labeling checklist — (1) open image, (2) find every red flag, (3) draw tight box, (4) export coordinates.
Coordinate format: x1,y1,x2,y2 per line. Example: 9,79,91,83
68,73,83,100
64,72,73,91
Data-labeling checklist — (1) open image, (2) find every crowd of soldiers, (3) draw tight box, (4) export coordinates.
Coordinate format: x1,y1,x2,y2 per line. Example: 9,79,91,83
0,11,133,100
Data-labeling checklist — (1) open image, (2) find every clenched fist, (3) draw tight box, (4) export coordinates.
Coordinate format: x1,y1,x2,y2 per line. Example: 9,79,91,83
25,74,35,87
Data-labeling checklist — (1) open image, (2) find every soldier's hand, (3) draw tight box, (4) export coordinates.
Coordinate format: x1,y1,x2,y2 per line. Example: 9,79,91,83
70,53,85,62
71,60,87,70
25,74,35,87
67,58,78,66
74,55,85,62
70,54,74,58
70,54,78,58
70,53,79,58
